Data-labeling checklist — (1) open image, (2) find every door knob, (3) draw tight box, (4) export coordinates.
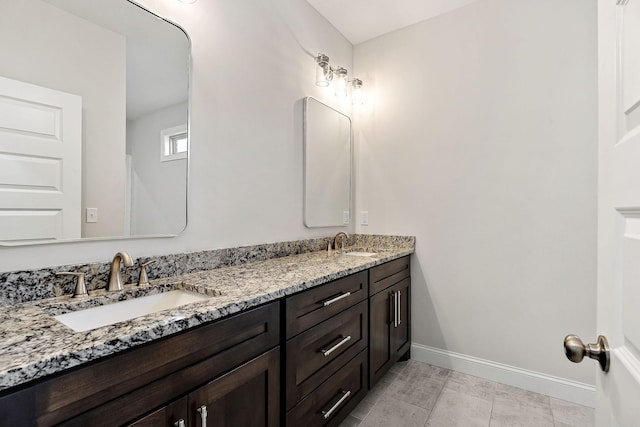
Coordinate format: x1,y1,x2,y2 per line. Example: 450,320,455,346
564,334,610,372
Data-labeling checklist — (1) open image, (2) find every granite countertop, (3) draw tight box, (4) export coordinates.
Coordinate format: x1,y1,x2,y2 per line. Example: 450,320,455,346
0,246,413,392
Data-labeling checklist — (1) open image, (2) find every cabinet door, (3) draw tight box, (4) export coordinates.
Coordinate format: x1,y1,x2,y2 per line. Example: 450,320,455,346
391,277,411,360
369,287,393,387
188,348,279,427
369,278,411,388
128,397,188,427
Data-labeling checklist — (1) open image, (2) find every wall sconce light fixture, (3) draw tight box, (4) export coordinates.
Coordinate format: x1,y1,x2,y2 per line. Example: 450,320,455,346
351,78,363,105
315,53,364,104
315,54,331,87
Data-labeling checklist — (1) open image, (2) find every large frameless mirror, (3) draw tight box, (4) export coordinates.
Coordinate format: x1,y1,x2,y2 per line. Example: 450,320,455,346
0,0,190,245
303,97,352,227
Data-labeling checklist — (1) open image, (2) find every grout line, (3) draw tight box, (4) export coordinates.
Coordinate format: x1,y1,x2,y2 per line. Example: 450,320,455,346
549,397,557,427
354,362,405,425
347,361,592,427
422,367,452,426
488,381,497,427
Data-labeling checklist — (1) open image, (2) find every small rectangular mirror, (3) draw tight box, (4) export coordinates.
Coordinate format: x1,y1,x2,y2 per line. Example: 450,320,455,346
303,97,352,227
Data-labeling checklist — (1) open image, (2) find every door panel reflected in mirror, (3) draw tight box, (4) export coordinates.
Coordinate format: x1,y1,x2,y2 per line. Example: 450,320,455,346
0,0,189,245
303,97,351,228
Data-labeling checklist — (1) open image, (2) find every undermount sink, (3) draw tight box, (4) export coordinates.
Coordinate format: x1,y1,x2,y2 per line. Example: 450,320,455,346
344,251,377,257
54,290,212,332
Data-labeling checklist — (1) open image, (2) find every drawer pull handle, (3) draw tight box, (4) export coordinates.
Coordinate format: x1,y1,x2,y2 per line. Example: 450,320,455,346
323,291,351,307
321,335,352,356
197,405,208,427
321,389,352,419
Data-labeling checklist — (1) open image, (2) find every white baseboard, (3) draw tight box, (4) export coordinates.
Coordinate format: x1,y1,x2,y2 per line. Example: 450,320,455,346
410,343,595,408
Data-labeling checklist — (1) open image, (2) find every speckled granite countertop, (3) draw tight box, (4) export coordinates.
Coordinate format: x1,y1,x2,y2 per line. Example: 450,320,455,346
0,246,413,392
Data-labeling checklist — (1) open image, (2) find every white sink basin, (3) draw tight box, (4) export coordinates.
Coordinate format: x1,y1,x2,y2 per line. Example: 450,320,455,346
54,290,211,332
344,251,377,257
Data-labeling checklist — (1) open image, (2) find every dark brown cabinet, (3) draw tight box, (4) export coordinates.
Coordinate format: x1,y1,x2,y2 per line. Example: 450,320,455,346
285,271,369,426
128,348,280,427
369,256,411,388
188,348,280,427
286,300,368,409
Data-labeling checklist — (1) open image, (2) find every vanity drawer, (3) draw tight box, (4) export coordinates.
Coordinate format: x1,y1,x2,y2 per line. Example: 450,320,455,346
285,300,368,409
369,256,410,295
286,270,368,338
286,349,367,427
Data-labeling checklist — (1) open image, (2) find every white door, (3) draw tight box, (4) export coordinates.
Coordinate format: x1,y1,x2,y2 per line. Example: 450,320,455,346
0,76,81,242
596,0,640,425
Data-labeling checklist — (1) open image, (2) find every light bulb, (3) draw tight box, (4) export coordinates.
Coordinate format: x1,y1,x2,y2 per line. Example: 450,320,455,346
334,67,348,98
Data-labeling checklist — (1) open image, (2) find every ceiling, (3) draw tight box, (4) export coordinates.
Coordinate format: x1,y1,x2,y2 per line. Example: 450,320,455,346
305,0,481,45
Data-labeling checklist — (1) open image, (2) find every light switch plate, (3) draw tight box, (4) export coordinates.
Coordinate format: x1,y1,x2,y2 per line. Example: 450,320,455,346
343,211,350,224
86,208,98,223
360,211,369,226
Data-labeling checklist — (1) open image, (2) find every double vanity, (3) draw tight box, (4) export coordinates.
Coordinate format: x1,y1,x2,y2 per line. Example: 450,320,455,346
0,235,414,426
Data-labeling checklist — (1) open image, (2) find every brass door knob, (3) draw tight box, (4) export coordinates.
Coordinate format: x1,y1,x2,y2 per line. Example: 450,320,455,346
564,334,610,372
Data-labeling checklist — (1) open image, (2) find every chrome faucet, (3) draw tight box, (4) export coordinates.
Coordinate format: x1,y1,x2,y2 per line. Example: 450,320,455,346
107,251,133,292
333,232,349,253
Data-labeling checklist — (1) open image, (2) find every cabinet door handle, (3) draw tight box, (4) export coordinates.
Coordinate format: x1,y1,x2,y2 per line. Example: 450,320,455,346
392,291,396,328
389,291,395,326
391,291,397,328
321,389,352,419
174,420,186,427
397,290,402,326
321,335,352,356
196,405,207,427
322,291,351,307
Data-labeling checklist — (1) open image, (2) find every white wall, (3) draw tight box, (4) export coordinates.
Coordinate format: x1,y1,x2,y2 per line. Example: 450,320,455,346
0,0,126,239
127,102,188,235
0,0,353,270
354,0,597,387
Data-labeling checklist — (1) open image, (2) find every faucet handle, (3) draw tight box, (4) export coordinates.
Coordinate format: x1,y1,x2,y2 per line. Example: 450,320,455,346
333,232,350,252
138,259,157,286
56,272,88,298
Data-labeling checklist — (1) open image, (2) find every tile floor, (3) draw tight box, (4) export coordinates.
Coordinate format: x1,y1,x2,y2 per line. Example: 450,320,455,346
339,360,594,427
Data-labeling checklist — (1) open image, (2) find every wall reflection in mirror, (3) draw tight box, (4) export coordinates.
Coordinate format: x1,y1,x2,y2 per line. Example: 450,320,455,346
0,0,189,245
303,97,351,228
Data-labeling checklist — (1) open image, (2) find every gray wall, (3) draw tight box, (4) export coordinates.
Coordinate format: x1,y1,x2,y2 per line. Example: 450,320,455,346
354,0,597,386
